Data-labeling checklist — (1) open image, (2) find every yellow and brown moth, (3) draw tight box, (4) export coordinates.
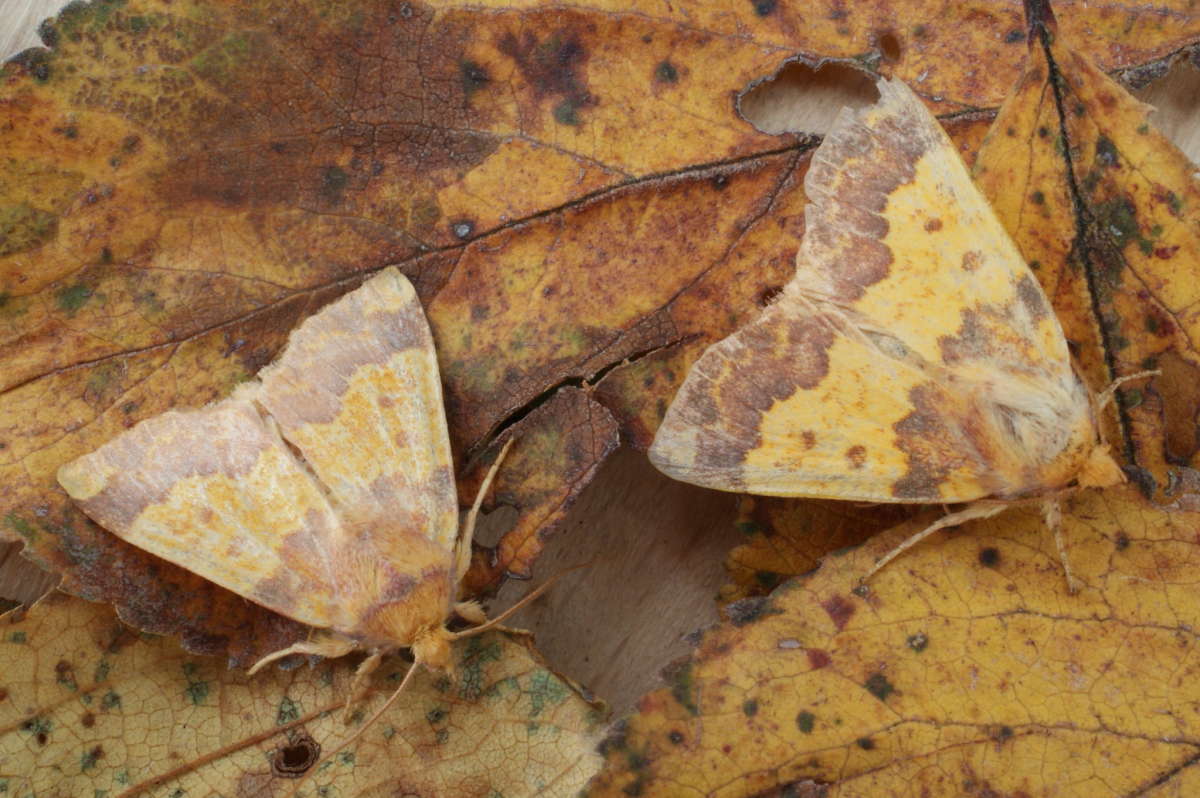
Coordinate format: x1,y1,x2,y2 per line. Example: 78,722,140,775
57,267,514,717
649,79,1134,589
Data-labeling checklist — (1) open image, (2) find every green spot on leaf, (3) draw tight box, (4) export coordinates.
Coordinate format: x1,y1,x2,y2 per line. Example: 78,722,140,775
277,696,300,725
56,283,93,314
796,711,815,733
0,203,57,257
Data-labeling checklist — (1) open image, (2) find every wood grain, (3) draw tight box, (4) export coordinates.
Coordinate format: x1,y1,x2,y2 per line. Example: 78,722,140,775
1,3,1198,717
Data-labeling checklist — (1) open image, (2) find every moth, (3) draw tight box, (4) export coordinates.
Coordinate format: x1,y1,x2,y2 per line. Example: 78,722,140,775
649,79,1142,590
57,267,530,760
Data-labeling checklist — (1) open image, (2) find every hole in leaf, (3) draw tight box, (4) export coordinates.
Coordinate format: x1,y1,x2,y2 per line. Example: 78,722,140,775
738,60,879,136
272,735,320,778
877,31,902,63
1131,58,1200,163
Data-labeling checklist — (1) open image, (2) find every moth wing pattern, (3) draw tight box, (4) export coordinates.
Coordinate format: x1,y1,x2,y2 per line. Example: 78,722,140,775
650,79,1093,504
57,396,356,631
256,268,459,554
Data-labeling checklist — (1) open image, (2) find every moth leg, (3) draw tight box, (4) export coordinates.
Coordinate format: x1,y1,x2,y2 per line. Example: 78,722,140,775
454,438,516,583
247,634,358,676
1042,497,1080,594
342,650,384,723
454,599,488,626
863,501,1008,583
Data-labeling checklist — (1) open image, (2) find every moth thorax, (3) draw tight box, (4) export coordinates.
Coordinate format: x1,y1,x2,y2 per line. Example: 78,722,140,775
979,371,1095,494
411,625,453,671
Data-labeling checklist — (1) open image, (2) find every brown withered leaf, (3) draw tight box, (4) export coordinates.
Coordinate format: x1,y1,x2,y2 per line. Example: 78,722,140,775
587,483,1200,797
0,592,604,797
0,0,1197,661
720,497,914,605
974,3,1200,496
460,386,620,595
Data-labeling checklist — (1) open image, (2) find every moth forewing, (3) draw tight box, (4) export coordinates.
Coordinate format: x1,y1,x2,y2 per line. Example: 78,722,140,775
648,78,1128,586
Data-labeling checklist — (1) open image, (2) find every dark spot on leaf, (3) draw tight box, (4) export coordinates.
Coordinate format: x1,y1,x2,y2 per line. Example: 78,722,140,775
554,97,583,125
752,0,777,15
711,174,729,190
272,735,320,778
907,633,928,652
320,165,349,203
994,725,1014,742
1031,190,1045,204
38,20,58,47
655,61,678,83
856,737,875,750
1037,125,1049,138
979,547,1000,567
668,730,684,744
460,59,490,94
821,595,854,631
1095,136,1119,168
742,699,759,717
796,711,815,733
0,688,7,701
806,649,831,669
80,745,103,771
864,672,894,701
81,712,95,728
1004,29,1025,43
1115,532,1130,551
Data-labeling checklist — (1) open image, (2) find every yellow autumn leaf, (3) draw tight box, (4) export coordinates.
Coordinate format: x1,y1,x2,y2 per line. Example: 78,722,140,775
587,482,1200,797
1,592,604,797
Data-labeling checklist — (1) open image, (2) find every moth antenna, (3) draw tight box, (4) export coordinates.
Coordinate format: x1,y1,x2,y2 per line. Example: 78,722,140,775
450,560,593,640
1096,369,1160,412
286,661,423,798
455,437,516,580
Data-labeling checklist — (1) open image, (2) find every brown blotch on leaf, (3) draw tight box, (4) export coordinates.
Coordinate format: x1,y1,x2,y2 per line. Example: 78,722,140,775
806,648,831,669
81,711,95,728
845,445,867,469
820,594,855,631
924,217,943,232
801,430,817,449
961,250,982,271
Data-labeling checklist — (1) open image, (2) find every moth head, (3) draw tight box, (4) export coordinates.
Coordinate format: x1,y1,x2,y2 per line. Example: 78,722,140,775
411,625,454,672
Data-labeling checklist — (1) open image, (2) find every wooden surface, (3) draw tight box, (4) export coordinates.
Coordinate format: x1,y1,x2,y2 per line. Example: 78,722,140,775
1,0,1198,716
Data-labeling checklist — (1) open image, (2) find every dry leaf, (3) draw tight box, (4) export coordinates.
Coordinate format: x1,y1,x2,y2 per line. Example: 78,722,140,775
0,592,604,797
587,483,1200,797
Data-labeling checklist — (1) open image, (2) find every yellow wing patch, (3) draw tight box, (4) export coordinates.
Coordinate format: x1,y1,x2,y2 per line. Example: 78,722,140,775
58,396,354,631
58,268,458,651
650,79,1101,504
